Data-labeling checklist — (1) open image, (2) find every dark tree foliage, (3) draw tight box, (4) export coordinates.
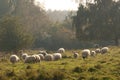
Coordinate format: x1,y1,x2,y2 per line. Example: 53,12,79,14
0,16,34,52
73,0,120,46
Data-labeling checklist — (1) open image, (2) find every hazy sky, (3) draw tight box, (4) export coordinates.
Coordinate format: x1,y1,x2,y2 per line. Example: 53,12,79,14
35,0,79,11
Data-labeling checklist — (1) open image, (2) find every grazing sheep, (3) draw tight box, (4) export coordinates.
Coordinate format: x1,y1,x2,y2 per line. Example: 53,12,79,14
24,55,36,63
10,55,20,64
38,54,44,60
45,54,54,61
38,50,47,56
101,47,109,54
58,48,65,53
53,53,62,61
81,49,91,59
90,51,96,56
95,48,101,54
73,52,79,58
21,53,28,60
33,54,41,62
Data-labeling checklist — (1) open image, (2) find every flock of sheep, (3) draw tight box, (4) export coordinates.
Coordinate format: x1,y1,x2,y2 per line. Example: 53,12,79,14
10,48,64,64
9,47,109,64
81,47,109,59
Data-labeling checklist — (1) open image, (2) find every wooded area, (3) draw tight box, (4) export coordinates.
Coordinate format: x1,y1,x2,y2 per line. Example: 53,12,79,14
0,0,119,52
73,0,120,46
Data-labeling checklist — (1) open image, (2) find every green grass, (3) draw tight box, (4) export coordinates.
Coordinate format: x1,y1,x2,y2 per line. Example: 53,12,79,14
0,46,120,80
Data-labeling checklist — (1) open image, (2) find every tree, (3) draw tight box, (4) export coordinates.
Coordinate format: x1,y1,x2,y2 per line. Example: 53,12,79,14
0,0,11,16
73,0,120,46
109,1,120,45
0,0,53,48
0,16,34,52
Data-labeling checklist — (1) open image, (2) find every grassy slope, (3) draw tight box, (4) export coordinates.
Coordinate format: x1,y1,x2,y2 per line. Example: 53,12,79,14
0,46,120,80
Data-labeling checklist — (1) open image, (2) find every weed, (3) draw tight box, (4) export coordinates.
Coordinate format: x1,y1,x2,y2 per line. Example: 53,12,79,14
94,64,102,69
53,70,65,80
5,69,16,77
73,66,83,73
88,67,97,72
78,76,86,80
26,65,32,69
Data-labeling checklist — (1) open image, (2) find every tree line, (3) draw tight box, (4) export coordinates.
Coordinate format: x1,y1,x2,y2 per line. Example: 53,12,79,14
73,0,120,46
0,0,119,53
0,0,83,52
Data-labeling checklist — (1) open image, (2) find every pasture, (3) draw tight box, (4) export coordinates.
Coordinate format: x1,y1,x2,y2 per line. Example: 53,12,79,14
0,46,120,80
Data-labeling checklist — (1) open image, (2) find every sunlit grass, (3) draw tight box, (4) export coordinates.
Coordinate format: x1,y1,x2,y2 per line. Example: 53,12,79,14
0,46,120,80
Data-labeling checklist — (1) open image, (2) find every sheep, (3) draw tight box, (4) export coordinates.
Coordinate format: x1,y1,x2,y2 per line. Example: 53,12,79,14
95,48,101,54
58,48,65,53
38,50,47,56
24,55,36,63
81,49,91,59
33,54,41,62
44,54,54,61
38,54,44,60
10,55,20,64
21,53,28,60
101,47,109,54
53,53,62,61
90,51,96,56
72,51,79,58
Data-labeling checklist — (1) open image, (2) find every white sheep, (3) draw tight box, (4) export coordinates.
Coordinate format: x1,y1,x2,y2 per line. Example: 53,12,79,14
24,55,36,63
39,50,48,56
95,48,101,54
33,54,41,62
81,49,91,59
58,48,65,53
21,53,28,60
10,55,20,64
101,47,109,54
90,51,96,56
44,54,54,61
73,52,79,58
38,54,44,60
53,53,62,61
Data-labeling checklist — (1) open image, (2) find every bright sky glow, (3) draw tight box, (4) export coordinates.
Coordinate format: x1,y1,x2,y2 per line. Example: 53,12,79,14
35,0,79,11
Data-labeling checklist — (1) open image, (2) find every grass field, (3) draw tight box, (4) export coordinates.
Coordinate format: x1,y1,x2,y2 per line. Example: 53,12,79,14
0,46,120,80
